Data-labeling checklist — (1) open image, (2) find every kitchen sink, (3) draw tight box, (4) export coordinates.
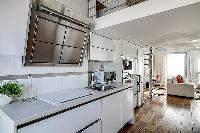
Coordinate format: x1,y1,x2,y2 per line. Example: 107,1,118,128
86,85,116,92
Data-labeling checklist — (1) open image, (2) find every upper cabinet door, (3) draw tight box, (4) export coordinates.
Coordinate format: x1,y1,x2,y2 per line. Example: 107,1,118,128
122,41,137,57
89,33,114,61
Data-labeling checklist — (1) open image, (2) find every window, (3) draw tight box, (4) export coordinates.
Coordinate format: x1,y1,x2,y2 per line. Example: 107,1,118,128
198,58,200,72
167,53,186,77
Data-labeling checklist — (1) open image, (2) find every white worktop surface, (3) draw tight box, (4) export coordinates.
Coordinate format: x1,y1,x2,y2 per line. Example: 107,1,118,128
0,82,133,126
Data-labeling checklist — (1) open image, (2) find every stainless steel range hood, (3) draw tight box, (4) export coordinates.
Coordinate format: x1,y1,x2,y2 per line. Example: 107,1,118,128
24,0,92,66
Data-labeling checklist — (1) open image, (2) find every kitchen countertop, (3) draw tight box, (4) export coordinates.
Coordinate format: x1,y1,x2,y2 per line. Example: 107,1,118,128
0,82,134,127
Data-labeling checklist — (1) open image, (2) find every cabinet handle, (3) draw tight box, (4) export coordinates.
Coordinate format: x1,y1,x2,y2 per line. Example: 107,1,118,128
128,87,134,90
76,119,101,133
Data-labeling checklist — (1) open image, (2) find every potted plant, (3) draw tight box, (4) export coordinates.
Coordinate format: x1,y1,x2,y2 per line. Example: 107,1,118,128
0,81,23,106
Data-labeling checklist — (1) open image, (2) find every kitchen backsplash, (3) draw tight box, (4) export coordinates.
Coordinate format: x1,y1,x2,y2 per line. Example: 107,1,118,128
0,74,88,99
0,54,88,99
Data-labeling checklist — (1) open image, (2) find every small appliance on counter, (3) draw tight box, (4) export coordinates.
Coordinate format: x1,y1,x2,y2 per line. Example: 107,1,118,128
104,72,116,83
94,70,104,84
88,71,116,87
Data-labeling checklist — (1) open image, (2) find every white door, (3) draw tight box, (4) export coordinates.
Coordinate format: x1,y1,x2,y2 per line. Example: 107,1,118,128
102,92,122,133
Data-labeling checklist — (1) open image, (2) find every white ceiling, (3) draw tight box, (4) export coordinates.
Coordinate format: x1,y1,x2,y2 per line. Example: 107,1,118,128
94,2,200,50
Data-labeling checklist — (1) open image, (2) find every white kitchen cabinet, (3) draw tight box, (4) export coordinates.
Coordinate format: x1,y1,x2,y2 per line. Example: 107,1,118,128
82,120,101,133
122,41,138,57
17,100,101,133
90,33,114,61
121,88,134,126
102,92,122,133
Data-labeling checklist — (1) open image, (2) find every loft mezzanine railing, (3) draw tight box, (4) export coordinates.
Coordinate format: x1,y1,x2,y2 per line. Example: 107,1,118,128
89,0,148,18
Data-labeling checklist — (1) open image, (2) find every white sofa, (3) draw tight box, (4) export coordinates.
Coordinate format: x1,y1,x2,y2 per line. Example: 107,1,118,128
167,83,195,98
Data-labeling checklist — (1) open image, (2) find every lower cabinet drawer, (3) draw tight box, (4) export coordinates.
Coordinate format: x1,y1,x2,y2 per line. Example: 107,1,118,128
17,100,101,133
80,119,101,133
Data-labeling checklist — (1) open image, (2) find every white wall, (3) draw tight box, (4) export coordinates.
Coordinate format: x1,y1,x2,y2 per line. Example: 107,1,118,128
0,0,31,56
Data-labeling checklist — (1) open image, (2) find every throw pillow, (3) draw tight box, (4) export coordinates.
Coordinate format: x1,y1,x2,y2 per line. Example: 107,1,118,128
176,75,184,83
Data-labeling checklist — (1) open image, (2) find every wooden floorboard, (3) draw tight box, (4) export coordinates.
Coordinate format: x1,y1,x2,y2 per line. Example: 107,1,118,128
119,91,200,133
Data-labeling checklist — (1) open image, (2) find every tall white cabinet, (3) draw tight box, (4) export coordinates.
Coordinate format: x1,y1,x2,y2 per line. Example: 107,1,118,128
102,92,122,133
121,88,134,126
101,89,134,133
89,33,114,61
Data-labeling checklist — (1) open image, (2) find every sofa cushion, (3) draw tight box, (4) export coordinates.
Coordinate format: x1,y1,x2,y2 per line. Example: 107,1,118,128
176,75,184,83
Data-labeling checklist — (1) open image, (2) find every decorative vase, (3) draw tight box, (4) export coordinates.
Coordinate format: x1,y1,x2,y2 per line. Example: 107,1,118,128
0,94,12,107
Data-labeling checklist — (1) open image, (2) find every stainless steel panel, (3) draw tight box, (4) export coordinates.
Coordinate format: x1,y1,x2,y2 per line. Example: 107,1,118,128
31,42,61,63
64,28,87,48
60,47,82,64
24,0,91,66
36,17,66,45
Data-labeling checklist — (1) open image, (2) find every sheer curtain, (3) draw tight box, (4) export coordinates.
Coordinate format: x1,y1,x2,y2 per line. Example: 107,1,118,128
154,50,167,86
187,51,200,85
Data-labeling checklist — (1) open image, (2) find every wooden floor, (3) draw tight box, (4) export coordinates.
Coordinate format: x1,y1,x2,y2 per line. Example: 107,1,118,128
119,90,200,133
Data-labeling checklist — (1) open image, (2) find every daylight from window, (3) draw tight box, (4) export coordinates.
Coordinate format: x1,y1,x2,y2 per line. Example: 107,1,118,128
167,53,185,77
198,58,200,72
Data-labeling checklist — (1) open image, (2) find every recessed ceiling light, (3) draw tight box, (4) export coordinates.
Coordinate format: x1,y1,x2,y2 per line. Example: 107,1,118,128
186,39,200,44
194,44,198,47
191,39,200,43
